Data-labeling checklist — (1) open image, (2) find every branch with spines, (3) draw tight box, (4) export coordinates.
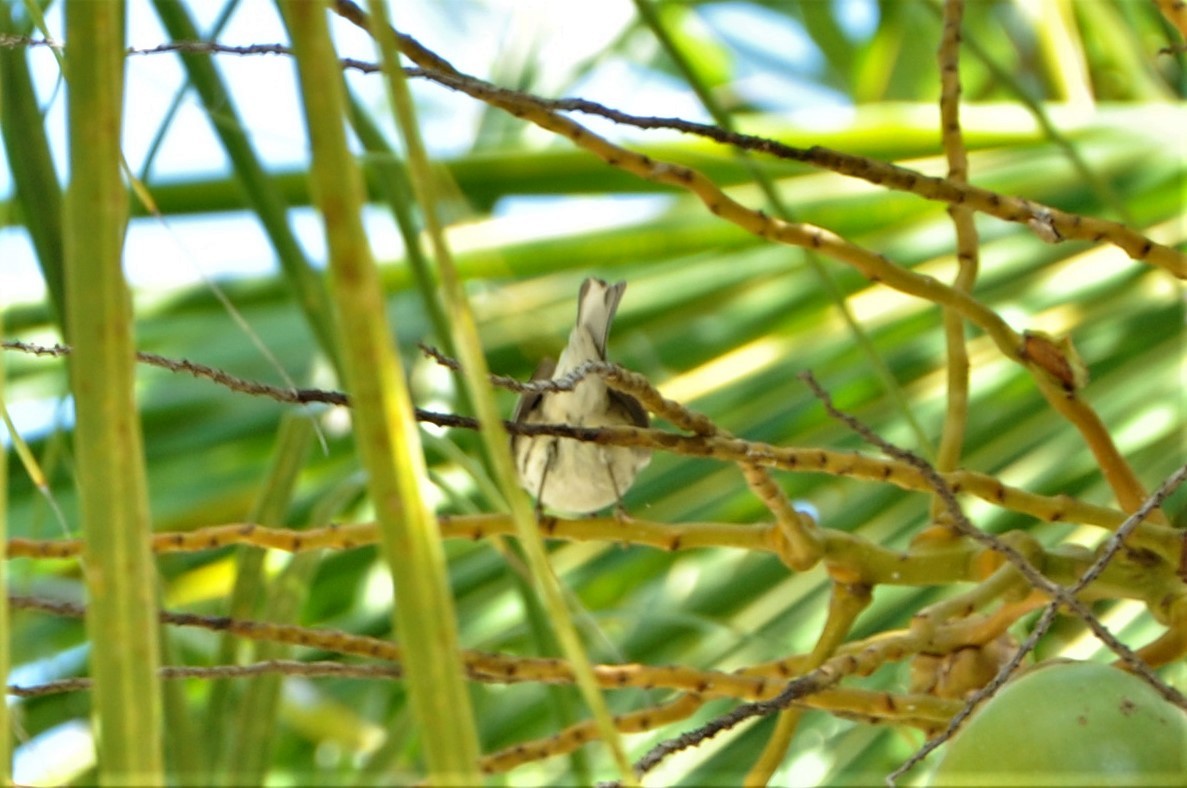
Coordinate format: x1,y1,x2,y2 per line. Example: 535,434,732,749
482,684,959,775
800,371,1185,695
5,657,955,775
13,451,1182,777
432,347,1179,558
5,27,1170,518
397,64,1158,515
329,1,1165,515
8,513,1182,620
20,592,992,703
7,341,1170,554
480,694,706,775
7,593,970,775
889,460,1187,783
330,0,1187,277
8,594,776,701
413,70,1184,277
7,659,407,698
4,28,1181,276
615,386,1186,784
6,342,1182,589
618,625,991,781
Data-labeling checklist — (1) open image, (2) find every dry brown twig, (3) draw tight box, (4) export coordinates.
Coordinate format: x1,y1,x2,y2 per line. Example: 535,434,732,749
3,32,1173,518
2,31,1179,274
4,339,1178,560
6,592,961,776
95,4,1163,518
611,374,1186,784
8,339,1180,776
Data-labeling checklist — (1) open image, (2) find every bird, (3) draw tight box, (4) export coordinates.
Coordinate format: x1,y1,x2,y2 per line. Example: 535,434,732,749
511,277,650,513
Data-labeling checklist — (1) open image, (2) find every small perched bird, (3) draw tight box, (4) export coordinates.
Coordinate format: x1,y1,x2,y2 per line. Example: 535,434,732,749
512,278,650,513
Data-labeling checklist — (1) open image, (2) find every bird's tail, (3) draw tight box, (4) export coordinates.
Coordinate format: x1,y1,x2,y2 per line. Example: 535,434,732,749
576,277,626,359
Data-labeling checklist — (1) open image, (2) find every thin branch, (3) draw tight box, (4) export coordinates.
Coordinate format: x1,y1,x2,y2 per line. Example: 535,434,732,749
610,374,1185,784
1,340,349,405
932,0,980,503
888,461,1187,784
8,659,403,698
800,371,1181,699
7,340,1171,555
4,33,1179,275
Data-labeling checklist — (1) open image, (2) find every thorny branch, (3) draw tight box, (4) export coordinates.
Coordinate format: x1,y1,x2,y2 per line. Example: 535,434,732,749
799,371,1184,709
5,350,1183,779
613,375,1186,784
6,339,1177,560
1,32,1181,275
10,27,1167,512
7,659,404,698
888,459,1187,784
8,339,1182,761
7,589,975,776
3,340,1179,559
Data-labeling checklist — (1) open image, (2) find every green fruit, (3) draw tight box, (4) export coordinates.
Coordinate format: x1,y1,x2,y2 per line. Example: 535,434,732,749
928,661,1187,786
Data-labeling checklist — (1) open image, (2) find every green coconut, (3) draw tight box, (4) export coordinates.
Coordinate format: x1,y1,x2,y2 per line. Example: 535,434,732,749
928,661,1187,786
